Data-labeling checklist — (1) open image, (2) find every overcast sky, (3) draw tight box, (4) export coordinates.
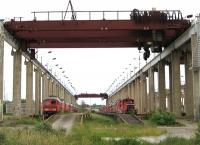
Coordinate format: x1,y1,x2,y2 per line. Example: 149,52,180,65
1,0,198,105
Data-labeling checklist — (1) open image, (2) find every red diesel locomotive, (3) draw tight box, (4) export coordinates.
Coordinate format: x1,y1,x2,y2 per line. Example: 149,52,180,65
42,96,78,117
100,98,136,114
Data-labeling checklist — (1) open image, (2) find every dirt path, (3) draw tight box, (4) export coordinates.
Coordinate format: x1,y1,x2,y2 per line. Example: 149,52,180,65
140,119,198,143
52,113,76,134
158,119,197,138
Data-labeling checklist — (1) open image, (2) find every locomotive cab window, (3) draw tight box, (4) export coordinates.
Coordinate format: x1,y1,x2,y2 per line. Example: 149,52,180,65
51,100,57,104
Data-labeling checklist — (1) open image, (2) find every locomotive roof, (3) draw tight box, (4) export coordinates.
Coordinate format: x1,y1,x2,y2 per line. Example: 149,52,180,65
43,96,61,102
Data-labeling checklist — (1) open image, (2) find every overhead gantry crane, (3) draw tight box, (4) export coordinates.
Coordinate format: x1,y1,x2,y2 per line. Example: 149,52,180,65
4,8,190,60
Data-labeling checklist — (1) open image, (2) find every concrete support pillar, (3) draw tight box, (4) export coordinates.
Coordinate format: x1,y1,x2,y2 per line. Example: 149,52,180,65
193,71,200,120
123,87,127,99
141,74,147,114
128,83,131,98
135,78,141,114
64,90,67,102
67,92,70,103
191,34,200,120
42,74,45,100
42,74,48,100
168,64,173,112
52,81,56,96
158,61,166,111
48,79,53,96
133,80,136,102
13,50,22,117
35,68,41,115
46,77,49,97
131,81,135,100
185,51,194,118
171,50,181,117
25,60,33,116
58,85,60,98
61,87,65,99
56,84,59,97
148,68,155,112
134,79,138,113
0,30,4,121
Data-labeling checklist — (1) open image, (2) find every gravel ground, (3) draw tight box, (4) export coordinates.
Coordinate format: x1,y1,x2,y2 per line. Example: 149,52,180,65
52,113,76,134
140,119,198,143
102,119,198,144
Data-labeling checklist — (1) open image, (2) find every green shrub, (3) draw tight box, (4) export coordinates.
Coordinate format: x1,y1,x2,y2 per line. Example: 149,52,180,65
150,109,176,125
195,122,200,145
91,110,96,113
0,131,6,144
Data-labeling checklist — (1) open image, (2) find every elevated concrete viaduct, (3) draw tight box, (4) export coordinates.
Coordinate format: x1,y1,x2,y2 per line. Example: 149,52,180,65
0,22,76,119
108,22,200,120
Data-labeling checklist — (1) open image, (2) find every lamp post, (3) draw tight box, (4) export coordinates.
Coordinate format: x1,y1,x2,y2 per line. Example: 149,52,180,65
125,68,128,80
44,57,56,70
122,71,125,83
130,70,133,78
139,52,141,70
129,63,132,78
38,50,52,65
134,66,137,74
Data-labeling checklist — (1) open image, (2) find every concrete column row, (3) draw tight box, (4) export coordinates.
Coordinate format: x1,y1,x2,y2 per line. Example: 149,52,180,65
0,43,75,117
109,38,196,119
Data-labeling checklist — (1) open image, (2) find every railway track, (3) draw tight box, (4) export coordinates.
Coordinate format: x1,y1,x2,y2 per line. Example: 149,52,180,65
118,114,143,124
98,112,143,124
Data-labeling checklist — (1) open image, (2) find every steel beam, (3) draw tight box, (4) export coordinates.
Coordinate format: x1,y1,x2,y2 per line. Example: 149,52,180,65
4,19,189,48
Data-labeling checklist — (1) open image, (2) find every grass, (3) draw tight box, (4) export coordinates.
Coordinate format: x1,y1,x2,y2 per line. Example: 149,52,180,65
195,121,200,145
159,137,195,145
73,113,165,138
0,113,197,145
0,116,41,127
64,113,165,144
0,127,67,145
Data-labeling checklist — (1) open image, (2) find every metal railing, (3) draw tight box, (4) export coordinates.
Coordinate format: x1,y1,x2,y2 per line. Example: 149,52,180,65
32,10,132,21
31,10,184,21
